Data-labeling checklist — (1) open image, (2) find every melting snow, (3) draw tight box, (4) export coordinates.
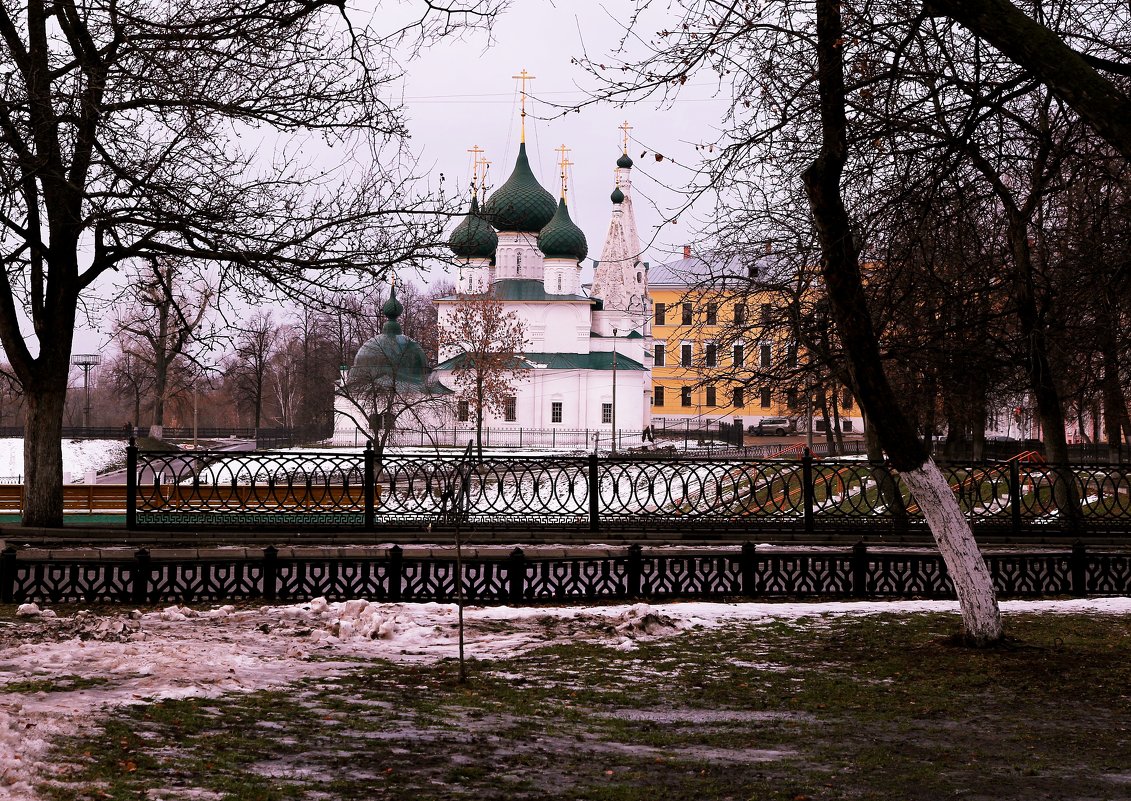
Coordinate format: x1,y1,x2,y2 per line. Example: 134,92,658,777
2,596,1130,798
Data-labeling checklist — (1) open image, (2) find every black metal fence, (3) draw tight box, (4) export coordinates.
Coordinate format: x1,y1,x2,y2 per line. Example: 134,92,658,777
3,543,1128,605
127,444,1131,536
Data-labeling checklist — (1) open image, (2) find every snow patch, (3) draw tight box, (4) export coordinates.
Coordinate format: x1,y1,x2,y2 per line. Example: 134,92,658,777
2,596,1131,799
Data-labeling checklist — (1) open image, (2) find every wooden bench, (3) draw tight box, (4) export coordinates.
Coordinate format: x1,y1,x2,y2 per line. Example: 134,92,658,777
0,484,129,514
0,484,378,514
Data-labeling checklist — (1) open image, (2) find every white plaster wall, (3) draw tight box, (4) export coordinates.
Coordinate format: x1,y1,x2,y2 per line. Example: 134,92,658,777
494,232,544,280
430,366,650,434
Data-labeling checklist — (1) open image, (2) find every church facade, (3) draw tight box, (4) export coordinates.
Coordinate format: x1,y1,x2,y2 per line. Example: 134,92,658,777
333,129,655,447
434,135,653,439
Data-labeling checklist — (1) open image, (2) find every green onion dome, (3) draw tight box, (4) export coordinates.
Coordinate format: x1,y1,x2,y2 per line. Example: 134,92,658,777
483,143,557,233
538,198,588,262
617,152,634,169
610,186,625,205
349,284,430,388
448,195,498,259
381,288,404,335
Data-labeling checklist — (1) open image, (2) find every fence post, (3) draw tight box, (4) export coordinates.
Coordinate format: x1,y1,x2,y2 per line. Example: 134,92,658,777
626,544,642,598
388,544,403,602
126,436,138,530
363,440,376,531
132,548,151,605
1070,540,1088,597
741,542,757,597
1009,460,1022,535
588,453,601,533
0,546,16,603
508,547,525,604
851,541,869,598
263,546,278,602
802,449,815,535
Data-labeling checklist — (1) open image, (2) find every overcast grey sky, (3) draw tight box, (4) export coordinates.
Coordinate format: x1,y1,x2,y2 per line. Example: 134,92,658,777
74,1,727,358
391,0,728,280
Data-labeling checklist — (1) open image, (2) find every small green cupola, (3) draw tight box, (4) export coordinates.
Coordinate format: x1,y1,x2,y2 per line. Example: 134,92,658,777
483,143,557,233
448,195,498,259
610,185,625,205
349,282,430,388
617,152,633,169
381,285,404,336
538,197,588,262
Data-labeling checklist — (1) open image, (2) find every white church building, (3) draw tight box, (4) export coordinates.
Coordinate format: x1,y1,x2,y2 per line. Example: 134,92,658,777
332,123,655,447
434,129,653,439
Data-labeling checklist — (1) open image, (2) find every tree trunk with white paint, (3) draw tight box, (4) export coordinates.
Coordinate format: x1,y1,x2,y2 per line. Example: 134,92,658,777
806,0,1003,644
898,461,1003,644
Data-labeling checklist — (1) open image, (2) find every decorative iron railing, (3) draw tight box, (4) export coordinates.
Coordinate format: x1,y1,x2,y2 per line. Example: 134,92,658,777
126,442,1131,535
3,543,1128,605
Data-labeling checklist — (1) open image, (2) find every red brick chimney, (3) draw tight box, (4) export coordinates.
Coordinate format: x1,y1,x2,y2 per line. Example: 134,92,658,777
683,245,691,259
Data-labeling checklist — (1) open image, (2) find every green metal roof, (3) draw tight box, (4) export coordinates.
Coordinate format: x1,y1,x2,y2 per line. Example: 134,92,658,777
349,283,437,389
435,279,593,303
436,351,645,372
538,198,588,261
483,143,557,233
448,195,498,259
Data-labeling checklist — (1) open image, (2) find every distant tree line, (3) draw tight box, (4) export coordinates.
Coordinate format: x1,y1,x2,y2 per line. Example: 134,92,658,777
0,278,453,443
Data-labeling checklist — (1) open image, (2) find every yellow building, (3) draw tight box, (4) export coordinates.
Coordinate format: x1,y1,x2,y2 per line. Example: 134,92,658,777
646,251,794,434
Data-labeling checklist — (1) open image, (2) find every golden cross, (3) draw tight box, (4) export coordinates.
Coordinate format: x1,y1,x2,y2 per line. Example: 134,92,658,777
477,156,491,201
619,120,633,154
512,69,536,141
555,144,572,199
467,144,484,190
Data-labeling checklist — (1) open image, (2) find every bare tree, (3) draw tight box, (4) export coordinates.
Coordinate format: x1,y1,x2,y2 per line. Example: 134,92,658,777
437,291,529,461
0,0,500,525
109,258,213,439
101,347,154,434
224,311,281,436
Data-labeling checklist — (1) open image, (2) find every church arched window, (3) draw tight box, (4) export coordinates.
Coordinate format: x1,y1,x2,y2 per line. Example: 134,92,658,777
557,273,562,291
516,251,523,274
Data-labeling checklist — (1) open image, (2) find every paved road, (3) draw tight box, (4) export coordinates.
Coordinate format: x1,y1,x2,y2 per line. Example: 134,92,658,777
97,439,257,484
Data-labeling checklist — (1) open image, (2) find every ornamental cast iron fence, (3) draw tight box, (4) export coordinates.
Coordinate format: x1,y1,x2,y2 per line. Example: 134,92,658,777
2,543,1128,606
127,442,1131,536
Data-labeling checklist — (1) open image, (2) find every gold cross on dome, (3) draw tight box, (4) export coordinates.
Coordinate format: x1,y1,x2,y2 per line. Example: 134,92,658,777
512,69,536,141
477,156,491,201
555,144,573,200
619,120,633,154
467,144,485,191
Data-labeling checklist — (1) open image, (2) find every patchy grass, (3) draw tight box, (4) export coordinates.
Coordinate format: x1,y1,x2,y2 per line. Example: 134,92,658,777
42,612,1131,800
2,674,109,694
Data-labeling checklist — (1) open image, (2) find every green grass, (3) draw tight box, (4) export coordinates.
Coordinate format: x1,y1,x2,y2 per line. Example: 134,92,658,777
2,674,110,693
39,612,1131,800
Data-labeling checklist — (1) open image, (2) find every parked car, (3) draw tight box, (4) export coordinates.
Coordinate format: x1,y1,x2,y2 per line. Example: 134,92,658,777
749,416,796,436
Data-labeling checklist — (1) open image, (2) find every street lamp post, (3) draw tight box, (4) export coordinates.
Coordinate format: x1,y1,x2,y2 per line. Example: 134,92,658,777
806,391,814,451
71,354,101,430
611,327,618,454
